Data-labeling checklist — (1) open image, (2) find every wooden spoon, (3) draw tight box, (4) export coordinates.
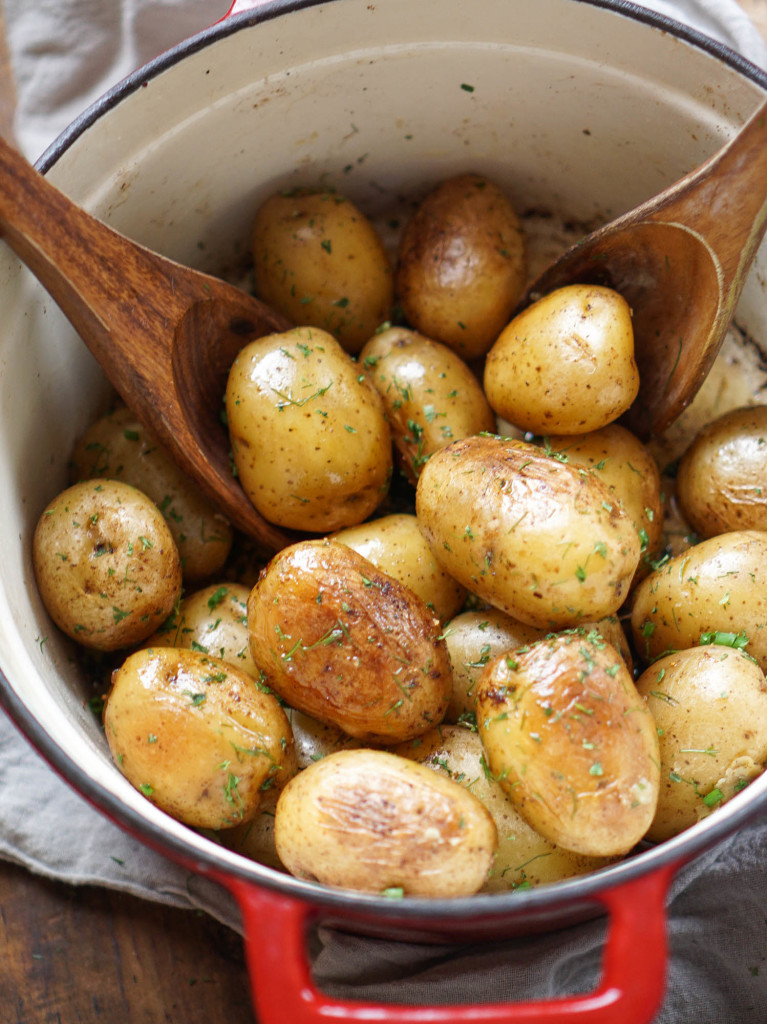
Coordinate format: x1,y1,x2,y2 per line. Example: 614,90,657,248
0,134,296,553
523,99,767,439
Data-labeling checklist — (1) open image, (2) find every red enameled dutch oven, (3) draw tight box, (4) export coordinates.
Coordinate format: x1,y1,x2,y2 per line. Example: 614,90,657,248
1,1,767,1021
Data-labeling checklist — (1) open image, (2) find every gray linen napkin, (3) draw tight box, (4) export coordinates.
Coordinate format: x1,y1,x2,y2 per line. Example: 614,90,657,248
1,2,767,1021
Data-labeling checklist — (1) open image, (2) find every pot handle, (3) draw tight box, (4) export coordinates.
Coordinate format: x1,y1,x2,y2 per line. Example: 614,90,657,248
226,864,676,1024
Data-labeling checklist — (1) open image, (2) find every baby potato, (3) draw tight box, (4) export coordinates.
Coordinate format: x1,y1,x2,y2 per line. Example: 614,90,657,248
104,647,296,829
332,512,466,621
358,326,496,482
630,531,767,672
247,539,452,743
543,424,664,577
70,405,232,584
676,405,767,537
252,188,393,353
443,609,546,722
144,582,257,677
483,284,639,434
225,328,392,532
274,748,497,897
285,707,360,770
395,174,526,359
416,435,641,629
395,725,615,891
475,634,660,856
636,645,767,841
219,790,282,870
33,479,182,651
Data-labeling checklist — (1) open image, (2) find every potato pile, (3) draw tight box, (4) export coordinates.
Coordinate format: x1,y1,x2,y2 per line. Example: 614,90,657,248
31,172,767,899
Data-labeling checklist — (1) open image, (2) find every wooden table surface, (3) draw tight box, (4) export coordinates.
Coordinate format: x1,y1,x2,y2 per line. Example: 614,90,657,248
1,2,767,1022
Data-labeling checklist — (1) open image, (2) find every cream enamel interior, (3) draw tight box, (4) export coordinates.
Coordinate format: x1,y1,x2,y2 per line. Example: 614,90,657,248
1,0,767,884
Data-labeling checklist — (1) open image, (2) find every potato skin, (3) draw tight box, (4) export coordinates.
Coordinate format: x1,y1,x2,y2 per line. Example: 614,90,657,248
416,435,640,629
332,512,466,622
225,328,392,531
475,635,659,856
395,174,526,360
676,405,767,537
443,609,546,722
69,405,232,584
104,647,296,829
543,425,664,579
395,726,614,890
630,531,767,672
247,539,452,743
483,285,639,434
33,479,182,651
358,326,496,482
274,748,497,897
252,188,393,353
144,582,257,677
636,646,767,841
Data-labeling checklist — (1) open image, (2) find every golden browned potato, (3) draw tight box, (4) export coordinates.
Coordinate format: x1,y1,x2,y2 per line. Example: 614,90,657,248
475,634,660,856
33,479,182,651
395,174,526,359
247,539,452,743
358,326,496,482
416,435,641,629
104,647,296,829
273,748,497,896
285,707,360,769
225,328,392,531
252,188,393,353
676,405,767,537
69,405,232,584
332,512,466,622
395,725,615,890
543,425,664,578
442,609,546,722
483,285,639,434
630,531,767,672
143,582,257,677
636,645,767,841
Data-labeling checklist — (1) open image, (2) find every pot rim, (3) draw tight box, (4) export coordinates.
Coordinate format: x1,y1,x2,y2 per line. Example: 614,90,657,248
5,0,767,921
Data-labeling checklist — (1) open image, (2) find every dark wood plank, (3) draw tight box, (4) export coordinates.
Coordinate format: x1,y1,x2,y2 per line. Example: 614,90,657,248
0,860,255,1023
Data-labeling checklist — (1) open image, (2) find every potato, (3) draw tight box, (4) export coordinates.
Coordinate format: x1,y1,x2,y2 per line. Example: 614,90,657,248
225,328,392,531
69,405,232,584
104,647,296,829
442,609,546,722
395,174,526,359
443,611,633,724
636,645,767,841
274,748,497,896
144,582,257,677
483,284,639,434
252,188,393,353
358,326,496,482
285,707,360,769
247,539,452,743
475,634,660,856
542,425,664,577
395,726,614,890
332,512,466,622
676,405,767,537
630,531,767,672
33,479,182,651
219,790,282,870
415,435,641,629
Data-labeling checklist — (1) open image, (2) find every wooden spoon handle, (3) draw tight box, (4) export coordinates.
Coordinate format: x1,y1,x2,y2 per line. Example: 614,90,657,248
647,99,767,291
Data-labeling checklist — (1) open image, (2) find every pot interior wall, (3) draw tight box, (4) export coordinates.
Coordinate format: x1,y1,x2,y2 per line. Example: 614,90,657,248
0,0,766,907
